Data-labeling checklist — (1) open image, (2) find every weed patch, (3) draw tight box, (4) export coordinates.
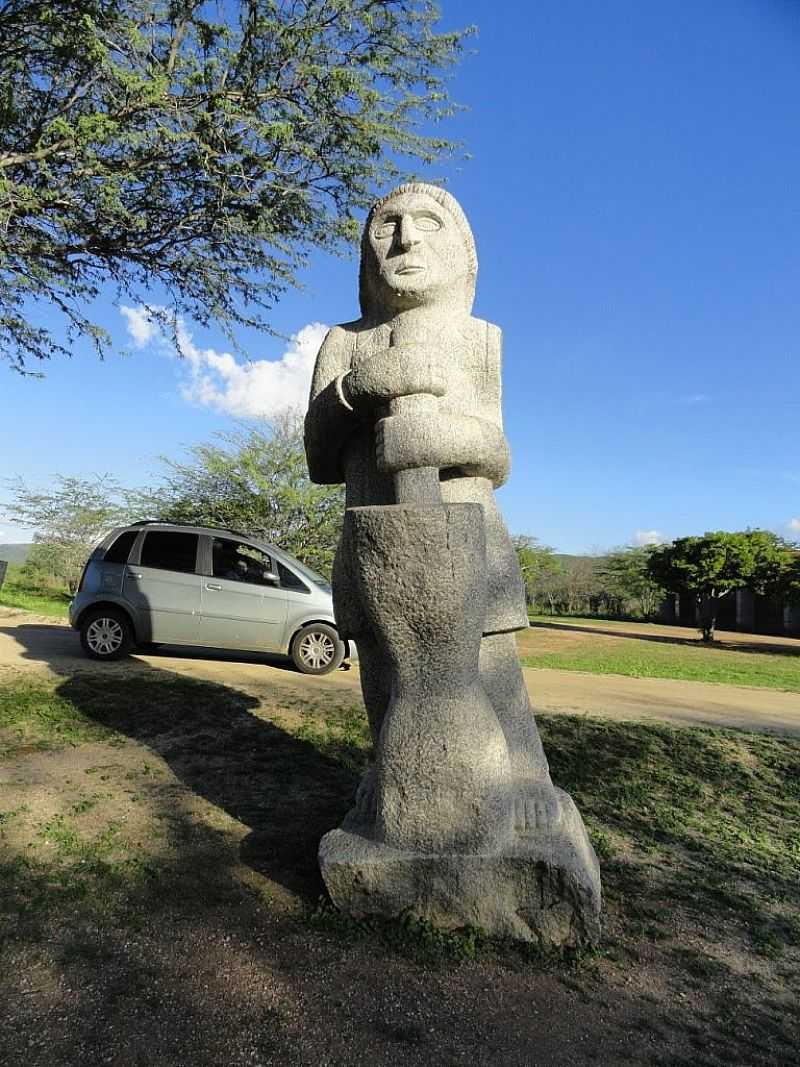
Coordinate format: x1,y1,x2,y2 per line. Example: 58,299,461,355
0,677,117,756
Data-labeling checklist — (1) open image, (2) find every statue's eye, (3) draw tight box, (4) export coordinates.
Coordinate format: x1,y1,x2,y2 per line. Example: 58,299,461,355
414,214,442,232
373,220,397,239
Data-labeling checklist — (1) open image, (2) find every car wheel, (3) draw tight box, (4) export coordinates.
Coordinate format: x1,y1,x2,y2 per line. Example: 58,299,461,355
80,608,133,661
290,623,345,675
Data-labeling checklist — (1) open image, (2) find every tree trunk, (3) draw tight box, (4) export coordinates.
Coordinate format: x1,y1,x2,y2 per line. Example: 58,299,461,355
698,594,717,643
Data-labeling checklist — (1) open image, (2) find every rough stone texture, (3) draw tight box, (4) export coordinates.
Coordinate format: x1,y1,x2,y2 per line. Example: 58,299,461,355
342,503,510,854
305,183,601,946
320,788,601,947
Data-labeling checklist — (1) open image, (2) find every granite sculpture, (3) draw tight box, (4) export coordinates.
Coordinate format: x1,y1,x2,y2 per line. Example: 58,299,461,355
304,184,601,946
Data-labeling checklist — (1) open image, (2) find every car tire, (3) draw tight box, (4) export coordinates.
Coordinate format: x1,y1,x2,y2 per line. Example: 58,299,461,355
290,623,345,675
80,607,134,661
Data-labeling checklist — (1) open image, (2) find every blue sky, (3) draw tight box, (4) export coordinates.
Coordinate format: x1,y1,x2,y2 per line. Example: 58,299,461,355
3,0,799,553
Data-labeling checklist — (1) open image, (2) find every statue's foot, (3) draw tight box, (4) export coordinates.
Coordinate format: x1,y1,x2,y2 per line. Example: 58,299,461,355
513,787,563,837
354,764,377,821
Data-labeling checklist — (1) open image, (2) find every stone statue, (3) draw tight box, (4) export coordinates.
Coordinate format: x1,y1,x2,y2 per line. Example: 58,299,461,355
305,184,601,946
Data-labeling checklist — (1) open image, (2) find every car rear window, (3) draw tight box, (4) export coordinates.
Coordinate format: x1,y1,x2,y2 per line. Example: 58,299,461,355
103,530,138,564
140,531,199,574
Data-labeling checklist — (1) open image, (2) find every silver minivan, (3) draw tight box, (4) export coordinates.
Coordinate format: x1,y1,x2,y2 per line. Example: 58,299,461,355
69,522,350,674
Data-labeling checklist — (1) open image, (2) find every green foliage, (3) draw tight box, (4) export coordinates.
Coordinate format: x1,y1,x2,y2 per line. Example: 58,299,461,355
0,0,471,372
598,545,664,619
647,530,793,641
1,473,132,592
512,535,561,609
784,549,800,605
529,554,607,618
0,563,70,616
131,415,344,575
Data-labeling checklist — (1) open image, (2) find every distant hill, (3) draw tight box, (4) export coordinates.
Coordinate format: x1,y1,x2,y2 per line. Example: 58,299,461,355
554,553,602,567
0,543,31,565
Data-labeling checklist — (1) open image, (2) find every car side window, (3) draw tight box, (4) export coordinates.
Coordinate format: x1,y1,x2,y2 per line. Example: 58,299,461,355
212,538,274,586
277,560,310,593
103,530,138,564
140,531,199,574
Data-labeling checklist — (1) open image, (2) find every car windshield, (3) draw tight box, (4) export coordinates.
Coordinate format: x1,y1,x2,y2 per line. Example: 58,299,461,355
281,555,330,588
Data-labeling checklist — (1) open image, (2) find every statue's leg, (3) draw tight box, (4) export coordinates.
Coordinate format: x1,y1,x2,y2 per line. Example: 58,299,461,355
333,534,389,745
351,631,391,821
480,631,562,835
333,534,390,822
356,631,391,749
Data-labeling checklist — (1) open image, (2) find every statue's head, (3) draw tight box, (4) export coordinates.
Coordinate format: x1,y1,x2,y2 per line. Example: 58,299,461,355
359,183,477,320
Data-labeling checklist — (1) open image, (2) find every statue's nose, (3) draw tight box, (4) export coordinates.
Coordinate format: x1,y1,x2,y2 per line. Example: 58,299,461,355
397,216,421,250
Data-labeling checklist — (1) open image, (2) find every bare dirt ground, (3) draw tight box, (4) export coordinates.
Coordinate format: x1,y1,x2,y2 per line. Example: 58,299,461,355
1,607,798,1067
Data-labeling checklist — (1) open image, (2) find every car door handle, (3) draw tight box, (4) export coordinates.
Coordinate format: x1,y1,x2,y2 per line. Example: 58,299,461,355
206,583,222,591
127,572,143,579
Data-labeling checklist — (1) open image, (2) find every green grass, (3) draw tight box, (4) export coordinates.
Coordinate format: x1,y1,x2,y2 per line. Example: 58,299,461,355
1,671,799,968
0,566,70,617
0,677,118,756
520,623,800,692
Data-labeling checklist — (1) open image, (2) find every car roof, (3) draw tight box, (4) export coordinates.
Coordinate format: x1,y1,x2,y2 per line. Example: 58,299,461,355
121,521,283,556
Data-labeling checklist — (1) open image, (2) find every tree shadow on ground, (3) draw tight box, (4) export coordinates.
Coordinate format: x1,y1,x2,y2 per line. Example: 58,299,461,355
529,620,800,657
60,667,361,901
1,620,362,903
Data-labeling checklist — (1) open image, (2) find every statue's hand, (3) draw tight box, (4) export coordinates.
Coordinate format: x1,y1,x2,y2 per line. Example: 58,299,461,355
376,412,450,473
344,345,446,409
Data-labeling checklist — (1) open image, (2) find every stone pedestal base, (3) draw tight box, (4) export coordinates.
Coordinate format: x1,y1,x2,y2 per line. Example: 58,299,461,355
320,788,601,947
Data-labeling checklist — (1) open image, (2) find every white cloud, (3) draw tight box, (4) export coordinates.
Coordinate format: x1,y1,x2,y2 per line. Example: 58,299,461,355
681,393,708,406
634,529,666,546
120,307,328,418
120,304,163,348
788,518,800,532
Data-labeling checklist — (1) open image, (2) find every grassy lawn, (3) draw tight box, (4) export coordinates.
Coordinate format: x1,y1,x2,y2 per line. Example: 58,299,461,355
520,618,800,692
1,666,798,1062
0,567,70,618
0,670,798,953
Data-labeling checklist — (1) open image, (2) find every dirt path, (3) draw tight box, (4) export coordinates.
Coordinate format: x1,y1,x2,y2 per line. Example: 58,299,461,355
1,607,798,736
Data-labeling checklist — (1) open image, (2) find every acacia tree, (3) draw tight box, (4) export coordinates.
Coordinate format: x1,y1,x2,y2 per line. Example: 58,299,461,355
1,0,468,372
132,415,344,575
599,545,664,619
647,530,791,642
783,548,800,605
1,473,131,591
511,535,561,612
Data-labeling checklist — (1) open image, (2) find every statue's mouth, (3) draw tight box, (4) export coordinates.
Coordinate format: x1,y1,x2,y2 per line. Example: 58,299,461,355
395,265,424,276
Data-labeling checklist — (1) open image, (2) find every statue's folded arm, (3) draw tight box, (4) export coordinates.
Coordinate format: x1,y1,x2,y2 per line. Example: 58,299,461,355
304,326,356,485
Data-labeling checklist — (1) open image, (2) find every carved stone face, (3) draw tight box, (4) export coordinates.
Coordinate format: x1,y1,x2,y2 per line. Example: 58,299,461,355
367,191,469,310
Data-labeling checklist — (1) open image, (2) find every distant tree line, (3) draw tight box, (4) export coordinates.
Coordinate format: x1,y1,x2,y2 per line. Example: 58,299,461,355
511,540,666,621
514,532,799,643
